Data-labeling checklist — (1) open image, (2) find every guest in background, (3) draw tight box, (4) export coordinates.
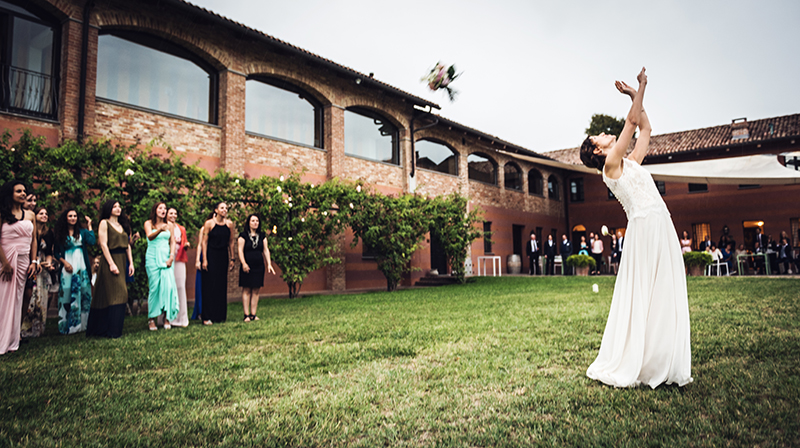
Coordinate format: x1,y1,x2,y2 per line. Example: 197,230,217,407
616,230,625,262
560,234,572,275
0,180,38,354
87,200,133,338
591,232,604,275
237,214,275,322
54,208,94,334
191,215,210,321
525,232,540,275
24,193,37,211
680,230,692,254
699,235,712,252
21,206,52,338
610,233,620,275
778,237,793,275
578,235,589,256
144,202,178,331
543,234,556,275
720,243,733,275
167,207,190,327
201,202,236,324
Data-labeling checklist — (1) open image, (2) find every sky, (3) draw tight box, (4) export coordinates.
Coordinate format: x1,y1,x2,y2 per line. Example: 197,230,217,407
191,0,800,153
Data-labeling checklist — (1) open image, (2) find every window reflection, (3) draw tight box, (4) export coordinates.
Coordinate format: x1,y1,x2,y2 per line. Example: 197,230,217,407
246,78,320,148
96,33,214,123
468,153,496,185
548,175,560,200
416,139,457,175
504,163,522,190
345,107,398,164
528,169,543,195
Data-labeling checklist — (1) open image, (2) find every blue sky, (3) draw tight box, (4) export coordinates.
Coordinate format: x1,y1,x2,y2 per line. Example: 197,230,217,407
191,0,800,153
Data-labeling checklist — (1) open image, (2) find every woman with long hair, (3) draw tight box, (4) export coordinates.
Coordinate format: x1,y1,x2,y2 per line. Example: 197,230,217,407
680,230,692,254
201,202,236,325
86,200,133,338
580,68,691,388
0,180,38,354
144,202,178,331
237,214,275,322
21,206,53,338
167,207,190,327
54,208,94,334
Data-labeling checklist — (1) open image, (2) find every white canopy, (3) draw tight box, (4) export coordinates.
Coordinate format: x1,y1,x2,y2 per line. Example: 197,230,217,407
500,150,800,185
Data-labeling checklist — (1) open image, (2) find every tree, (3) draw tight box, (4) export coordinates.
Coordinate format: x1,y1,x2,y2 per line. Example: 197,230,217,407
585,113,625,137
348,191,432,292
428,193,484,283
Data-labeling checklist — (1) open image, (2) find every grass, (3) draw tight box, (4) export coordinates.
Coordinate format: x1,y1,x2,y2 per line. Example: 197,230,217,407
1,276,798,447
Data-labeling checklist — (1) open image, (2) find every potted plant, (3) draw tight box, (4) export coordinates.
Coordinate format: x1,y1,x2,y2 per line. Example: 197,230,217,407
566,254,596,276
683,251,713,276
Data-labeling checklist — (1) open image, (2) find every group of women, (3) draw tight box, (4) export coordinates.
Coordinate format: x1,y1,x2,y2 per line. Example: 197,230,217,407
0,180,275,354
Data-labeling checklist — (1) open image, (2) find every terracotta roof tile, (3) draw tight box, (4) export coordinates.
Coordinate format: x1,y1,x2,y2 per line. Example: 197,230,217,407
547,113,800,164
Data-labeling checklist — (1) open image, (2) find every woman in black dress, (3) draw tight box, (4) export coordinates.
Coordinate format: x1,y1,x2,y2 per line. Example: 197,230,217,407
200,202,236,325
237,214,275,322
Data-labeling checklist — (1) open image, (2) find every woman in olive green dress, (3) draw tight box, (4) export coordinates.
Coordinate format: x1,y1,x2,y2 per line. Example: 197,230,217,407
87,200,134,338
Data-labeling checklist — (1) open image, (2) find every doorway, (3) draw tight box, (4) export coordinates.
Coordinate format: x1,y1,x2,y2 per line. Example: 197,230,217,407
430,231,448,274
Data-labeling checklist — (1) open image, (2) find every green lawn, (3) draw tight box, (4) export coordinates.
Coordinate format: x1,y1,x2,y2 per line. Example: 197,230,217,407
1,276,798,447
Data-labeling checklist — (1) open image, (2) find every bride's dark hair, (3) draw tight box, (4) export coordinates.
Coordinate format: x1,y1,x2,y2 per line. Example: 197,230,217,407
580,137,606,170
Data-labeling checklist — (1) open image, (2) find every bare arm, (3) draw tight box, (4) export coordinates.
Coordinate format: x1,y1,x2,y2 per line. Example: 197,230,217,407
604,68,648,178
0,223,10,281
227,220,237,271
263,235,275,275
144,220,165,241
201,221,211,270
195,226,205,270
98,220,119,275
238,237,248,273
26,210,40,277
166,223,176,268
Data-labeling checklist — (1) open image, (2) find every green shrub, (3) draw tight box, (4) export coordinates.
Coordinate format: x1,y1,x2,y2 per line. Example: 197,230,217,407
566,254,596,268
683,251,713,268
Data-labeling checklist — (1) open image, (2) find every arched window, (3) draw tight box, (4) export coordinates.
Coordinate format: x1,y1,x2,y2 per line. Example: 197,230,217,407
528,169,544,196
504,162,522,191
415,139,457,175
548,175,560,201
345,107,398,165
96,31,217,123
0,1,59,118
468,152,497,185
246,77,322,148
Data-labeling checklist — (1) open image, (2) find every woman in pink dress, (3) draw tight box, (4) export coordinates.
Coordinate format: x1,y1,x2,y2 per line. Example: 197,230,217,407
0,180,39,355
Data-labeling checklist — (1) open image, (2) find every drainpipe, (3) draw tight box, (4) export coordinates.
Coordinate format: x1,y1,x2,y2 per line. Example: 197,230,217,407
409,107,438,178
563,173,571,239
77,0,95,143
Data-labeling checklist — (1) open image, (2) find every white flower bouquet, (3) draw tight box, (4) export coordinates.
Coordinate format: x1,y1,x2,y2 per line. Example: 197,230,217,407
422,62,461,101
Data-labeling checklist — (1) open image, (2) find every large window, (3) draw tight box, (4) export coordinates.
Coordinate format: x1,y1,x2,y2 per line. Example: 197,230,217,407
569,178,584,202
688,183,708,193
415,139,457,175
96,32,216,123
528,169,544,195
483,222,492,254
504,163,522,191
246,77,321,148
548,175,560,201
468,153,497,185
345,107,398,164
0,1,58,119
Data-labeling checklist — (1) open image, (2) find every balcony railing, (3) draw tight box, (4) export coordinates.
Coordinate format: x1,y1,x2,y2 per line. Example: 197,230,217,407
1,64,58,119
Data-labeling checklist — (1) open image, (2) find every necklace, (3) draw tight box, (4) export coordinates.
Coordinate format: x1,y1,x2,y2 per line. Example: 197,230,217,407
249,232,259,249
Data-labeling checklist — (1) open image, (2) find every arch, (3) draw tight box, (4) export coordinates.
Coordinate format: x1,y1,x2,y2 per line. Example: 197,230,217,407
95,30,218,123
504,162,522,191
548,175,560,201
344,106,400,165
468,152,497,185
528,168,544,196
245,75,323,148
415,138,458,175
245,65,333,106
572,225,586,232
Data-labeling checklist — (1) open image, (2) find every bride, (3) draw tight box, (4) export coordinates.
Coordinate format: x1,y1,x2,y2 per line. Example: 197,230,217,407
580,68,692,388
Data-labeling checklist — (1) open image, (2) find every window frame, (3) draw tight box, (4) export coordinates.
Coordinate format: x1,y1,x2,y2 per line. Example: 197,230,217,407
528,168,544,196
467,152,498,186
504,162,523,191
414,138,458,176
96,30,219,124
569,177,584,203
547,175,560,201
344,106,400,165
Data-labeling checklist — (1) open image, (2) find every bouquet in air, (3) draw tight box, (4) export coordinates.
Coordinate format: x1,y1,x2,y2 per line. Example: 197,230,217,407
422,62,461,101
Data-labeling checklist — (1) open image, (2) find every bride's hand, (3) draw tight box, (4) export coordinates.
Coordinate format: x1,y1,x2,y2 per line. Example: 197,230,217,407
615,80,636,98
636,67,647,85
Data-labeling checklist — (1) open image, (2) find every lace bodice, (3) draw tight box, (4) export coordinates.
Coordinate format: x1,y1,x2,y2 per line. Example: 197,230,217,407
603,158,670,220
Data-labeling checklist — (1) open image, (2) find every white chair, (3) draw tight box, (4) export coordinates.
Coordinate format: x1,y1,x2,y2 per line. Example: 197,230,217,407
706,258,729,276
553,255,563,274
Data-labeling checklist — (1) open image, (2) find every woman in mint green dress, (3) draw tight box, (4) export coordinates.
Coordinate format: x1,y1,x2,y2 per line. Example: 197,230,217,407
144,202,178,331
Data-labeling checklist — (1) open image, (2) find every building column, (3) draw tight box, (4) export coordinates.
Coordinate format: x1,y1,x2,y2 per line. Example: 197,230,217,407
219,70,246,175
324,104,346,291
400,128,413,193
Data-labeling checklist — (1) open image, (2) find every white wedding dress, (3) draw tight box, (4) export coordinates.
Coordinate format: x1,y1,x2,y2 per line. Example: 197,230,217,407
587,157,693,388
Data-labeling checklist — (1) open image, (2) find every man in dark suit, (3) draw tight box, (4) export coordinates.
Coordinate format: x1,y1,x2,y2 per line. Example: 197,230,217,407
560,234,573,275
616,230,625,262
544,234,557,275
525,232,540,275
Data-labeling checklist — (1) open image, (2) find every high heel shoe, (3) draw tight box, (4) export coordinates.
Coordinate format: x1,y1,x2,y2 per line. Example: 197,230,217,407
148,319,157,331
163,320,171,330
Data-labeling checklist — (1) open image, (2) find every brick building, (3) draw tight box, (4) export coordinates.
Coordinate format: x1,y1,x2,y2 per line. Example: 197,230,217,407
2,0,798,301
2,0,571,299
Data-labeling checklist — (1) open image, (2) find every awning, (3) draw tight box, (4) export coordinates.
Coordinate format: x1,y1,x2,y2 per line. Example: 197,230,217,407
501,150,800,185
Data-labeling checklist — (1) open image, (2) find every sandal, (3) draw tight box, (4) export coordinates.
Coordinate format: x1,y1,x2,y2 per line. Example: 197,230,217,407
203,320,213,326
164,320,171,330
148,319,157,331
243,315,251,323
250,314,260,321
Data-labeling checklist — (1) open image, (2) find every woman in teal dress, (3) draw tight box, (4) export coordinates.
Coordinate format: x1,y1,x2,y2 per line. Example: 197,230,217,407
54,208,95,334
144,202,178,331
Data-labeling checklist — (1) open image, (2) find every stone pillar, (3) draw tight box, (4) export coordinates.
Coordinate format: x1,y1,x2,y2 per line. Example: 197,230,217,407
60,19,93,142
324,104,347,291
219,70,246,175
400,128,413,193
